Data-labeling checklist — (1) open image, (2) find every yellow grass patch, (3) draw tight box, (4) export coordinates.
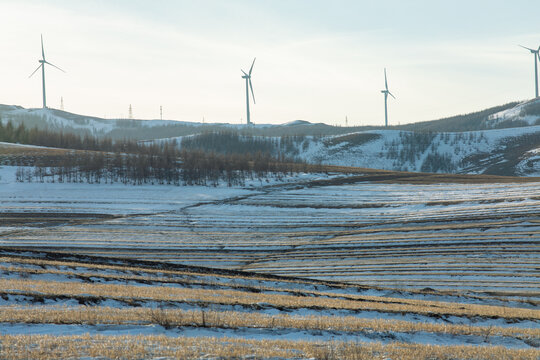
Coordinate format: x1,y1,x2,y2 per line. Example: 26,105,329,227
0,306,538,340
0,334,539,360
1,278,539,320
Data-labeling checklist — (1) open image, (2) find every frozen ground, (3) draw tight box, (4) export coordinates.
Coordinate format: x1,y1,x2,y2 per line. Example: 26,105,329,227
0,165,538,298
0,250,537,351
0,165,539,356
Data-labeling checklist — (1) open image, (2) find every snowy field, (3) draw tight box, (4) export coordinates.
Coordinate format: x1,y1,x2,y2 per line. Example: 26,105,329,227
0,248,538,359
0,165,539,358
0,166,538,298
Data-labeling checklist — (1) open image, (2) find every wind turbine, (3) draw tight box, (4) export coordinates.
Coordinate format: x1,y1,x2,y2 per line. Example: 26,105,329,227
29,35,65,109
381,68,395,127
519,45,540,98
241,58,256,125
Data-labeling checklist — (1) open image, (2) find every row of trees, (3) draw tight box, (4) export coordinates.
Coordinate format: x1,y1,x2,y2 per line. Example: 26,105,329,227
181,130,309,158
15,150,306,186
1,120,312,186
0,120,307,161
0,120,178,155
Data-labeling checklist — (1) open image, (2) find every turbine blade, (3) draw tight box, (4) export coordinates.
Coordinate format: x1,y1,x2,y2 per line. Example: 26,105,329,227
241,69,248,76
519,44,535,52
388,91,396,99
384,68,388,91
29,64,42,78
41,34,45,60
45,61,66,73
249,57,256,75
249,78,255,104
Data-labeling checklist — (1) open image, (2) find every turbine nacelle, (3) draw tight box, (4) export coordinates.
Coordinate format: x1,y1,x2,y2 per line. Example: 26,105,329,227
519,45,540,54
381,90,395,98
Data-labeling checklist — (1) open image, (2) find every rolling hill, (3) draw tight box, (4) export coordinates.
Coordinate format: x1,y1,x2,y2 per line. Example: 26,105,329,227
1,99,539,176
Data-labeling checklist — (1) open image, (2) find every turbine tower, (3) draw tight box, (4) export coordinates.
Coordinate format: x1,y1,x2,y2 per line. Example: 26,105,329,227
29,35,65,109
519,45,540,98
241,58,256,125
381,68,395,127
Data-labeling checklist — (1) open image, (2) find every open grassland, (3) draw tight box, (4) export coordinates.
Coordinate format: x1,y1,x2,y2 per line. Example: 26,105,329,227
1,334,539,360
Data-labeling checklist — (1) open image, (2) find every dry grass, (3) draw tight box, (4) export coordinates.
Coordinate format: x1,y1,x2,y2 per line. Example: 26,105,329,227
1,278,539,320
9,263,538,296
4,254,538,306
306,164,540,184
0,256,316,287
4,261,538,305
0,334,539,360
0,305,538,340
0,145,70,156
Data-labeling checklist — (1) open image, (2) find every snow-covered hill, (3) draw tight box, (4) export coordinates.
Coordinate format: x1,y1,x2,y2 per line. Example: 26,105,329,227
484,98,540,128
1,100,540,176
0,105,218,138
3,99,538,140
295,126,540,176
0,105,320,139
161,125,540,176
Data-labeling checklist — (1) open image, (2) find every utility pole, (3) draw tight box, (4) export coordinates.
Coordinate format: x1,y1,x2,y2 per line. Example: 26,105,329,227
160,105,163,121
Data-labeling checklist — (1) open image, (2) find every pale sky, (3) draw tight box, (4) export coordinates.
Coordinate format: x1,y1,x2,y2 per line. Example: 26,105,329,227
1,0,539,126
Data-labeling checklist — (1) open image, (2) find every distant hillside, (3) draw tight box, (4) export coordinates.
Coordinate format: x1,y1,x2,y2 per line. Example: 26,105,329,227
396,102,521,132
1,100,540,176
0,105,359,139
397,99,540,132
166,125,540,177
2,99,539,139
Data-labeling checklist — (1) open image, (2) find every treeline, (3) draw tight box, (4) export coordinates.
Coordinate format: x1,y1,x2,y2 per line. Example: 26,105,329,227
385,132,437,164
398,102,520,132
0,121,309,161
181,131,309,158
1,122,307,186
15,150,306,186
181,131,276,154
0,120,172,154
382,131,494,173
519,101,540,119
420,153,456,173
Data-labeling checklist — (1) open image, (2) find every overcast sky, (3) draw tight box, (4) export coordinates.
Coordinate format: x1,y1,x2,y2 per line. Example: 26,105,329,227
1,0,539,125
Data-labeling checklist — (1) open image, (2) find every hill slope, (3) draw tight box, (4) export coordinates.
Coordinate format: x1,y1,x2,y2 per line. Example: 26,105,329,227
1,100,540,176
295,126,540,176
1,99,539,139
